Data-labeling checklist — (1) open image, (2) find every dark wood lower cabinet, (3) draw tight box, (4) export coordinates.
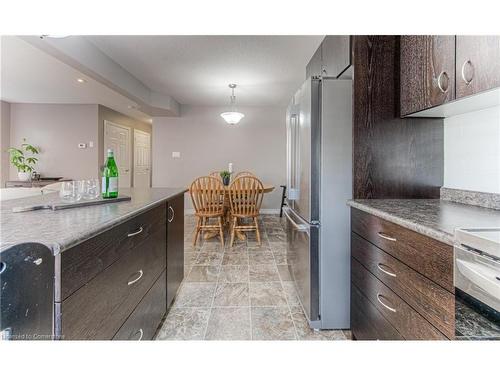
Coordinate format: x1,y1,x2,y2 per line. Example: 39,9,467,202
59,196,185,340
350,208,454,340
114,270,166,340
167,194,184,308
351,283,403,340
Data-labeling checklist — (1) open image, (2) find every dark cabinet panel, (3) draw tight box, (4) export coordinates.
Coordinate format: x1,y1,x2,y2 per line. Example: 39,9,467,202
456,36,500,99
167,194,184,308
61,204,167,300
400,36,456,116
351,283,403,340
351,208,454,293
351,258,446,340
113,270,166,341
353,35,444,200
61,218,166,340
351,233,455,339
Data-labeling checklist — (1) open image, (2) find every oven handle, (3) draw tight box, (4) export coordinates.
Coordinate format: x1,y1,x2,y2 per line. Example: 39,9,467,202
456,258,500,298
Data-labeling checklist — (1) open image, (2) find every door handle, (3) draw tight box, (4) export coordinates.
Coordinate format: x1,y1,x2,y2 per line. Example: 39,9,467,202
377,232,397,242
127,226,143,237
283,208,308,232
127,269,143,286
377,263,397,278
377,293,397,313
168,206,175,223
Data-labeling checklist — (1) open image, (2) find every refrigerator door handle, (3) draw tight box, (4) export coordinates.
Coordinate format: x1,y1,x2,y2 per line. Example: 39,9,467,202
283,208,308,232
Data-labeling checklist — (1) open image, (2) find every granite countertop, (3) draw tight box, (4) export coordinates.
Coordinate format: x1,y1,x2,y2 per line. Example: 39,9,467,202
0,187,187,254
347,199,500,246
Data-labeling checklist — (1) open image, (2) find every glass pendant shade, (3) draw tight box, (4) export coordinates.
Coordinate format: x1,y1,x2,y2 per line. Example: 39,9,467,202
221,84,244,124
220,111,245,124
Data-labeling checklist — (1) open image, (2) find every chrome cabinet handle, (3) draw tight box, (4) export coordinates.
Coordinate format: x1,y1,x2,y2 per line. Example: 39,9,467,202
377,293,397,313
0,261,6,274
461,60,474,85
377,232,397,242
377,263,397,278
136,328,144,341
127,226,143,237
437,71,449,93
168,206,175,223
127,269,143,286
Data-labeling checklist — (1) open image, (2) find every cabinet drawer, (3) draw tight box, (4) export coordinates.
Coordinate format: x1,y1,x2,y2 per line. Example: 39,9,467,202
351,208,453,292
351,283,403,340
351,258,446,340
61,204,167,300
114,270,166,341
351,233,454,338
61,222,166,339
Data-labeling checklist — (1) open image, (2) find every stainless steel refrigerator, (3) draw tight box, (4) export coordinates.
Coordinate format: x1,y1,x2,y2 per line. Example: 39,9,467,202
284,77,352,329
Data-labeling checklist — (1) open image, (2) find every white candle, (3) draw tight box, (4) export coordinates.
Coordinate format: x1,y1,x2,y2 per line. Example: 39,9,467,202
228,163,233,173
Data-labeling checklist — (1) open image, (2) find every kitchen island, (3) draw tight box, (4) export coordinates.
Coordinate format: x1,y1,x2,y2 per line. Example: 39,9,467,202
0,188,186,340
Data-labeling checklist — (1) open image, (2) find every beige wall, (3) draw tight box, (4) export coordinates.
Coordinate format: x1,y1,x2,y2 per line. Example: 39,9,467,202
152,105,286,211
1,101,11,185
9,103,99,180
97,105,152,175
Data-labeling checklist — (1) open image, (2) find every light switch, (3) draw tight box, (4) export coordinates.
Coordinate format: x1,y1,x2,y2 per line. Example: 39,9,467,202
172,151,181,158
88,141,94,148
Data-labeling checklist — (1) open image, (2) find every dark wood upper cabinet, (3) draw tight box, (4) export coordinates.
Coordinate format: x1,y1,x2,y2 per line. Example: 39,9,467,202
456,36,500,99
400,35,456,116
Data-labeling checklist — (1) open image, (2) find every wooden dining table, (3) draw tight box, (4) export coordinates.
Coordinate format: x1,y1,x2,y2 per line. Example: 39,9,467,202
189,183,275,241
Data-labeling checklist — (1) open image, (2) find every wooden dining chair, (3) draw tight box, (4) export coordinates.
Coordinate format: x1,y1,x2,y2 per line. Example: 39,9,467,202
234,171,255,179
228,176,264,247
189,176,226,247
209,171,222,181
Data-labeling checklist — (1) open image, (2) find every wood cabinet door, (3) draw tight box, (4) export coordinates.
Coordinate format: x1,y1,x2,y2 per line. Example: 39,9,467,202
456,36,500,99
321,35,351,78
166,194,184,308
400,35,456,116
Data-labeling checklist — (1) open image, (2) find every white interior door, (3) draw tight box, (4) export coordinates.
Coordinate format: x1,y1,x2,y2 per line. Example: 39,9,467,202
133,129,151,187
104,120,131,188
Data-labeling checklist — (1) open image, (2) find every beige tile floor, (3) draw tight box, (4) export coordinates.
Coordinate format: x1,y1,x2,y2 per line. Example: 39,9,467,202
156,214,350,341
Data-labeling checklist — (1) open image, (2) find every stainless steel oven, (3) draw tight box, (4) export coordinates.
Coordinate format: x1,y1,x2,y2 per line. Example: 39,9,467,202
454,228,500,313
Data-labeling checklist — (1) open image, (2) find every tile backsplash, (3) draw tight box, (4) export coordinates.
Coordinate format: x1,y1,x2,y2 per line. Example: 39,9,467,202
444,105,500,194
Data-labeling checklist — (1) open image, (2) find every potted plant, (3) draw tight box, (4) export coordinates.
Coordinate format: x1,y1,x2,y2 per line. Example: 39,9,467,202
220,170,231,186
7,139,40,181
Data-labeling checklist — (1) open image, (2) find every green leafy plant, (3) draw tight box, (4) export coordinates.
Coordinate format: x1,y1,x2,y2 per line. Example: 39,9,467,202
220,170,231,179
7,138,40,173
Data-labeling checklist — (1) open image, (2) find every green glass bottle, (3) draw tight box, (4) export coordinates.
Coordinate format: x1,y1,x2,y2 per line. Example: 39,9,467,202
102,149,119,198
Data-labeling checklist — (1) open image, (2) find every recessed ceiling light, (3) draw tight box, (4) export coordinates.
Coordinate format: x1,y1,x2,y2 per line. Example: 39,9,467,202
76,78,87,84
127,104,140,110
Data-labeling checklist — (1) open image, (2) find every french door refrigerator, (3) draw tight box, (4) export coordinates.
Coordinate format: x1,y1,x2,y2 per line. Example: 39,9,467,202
284,77,352,329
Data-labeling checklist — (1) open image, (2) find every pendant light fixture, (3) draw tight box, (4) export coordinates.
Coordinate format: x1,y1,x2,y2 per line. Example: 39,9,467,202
220,84,245,125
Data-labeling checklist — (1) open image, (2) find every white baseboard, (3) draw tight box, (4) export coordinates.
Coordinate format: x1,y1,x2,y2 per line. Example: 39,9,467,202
184,208,280,215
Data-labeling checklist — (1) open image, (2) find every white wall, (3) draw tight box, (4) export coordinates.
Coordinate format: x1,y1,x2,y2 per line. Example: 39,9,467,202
1,101,11,185
153,105,286,211
444,105,500,194
9,104,99,180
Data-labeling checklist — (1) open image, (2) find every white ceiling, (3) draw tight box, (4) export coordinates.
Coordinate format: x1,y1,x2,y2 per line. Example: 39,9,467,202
86,35,324,106
1,36,151,122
